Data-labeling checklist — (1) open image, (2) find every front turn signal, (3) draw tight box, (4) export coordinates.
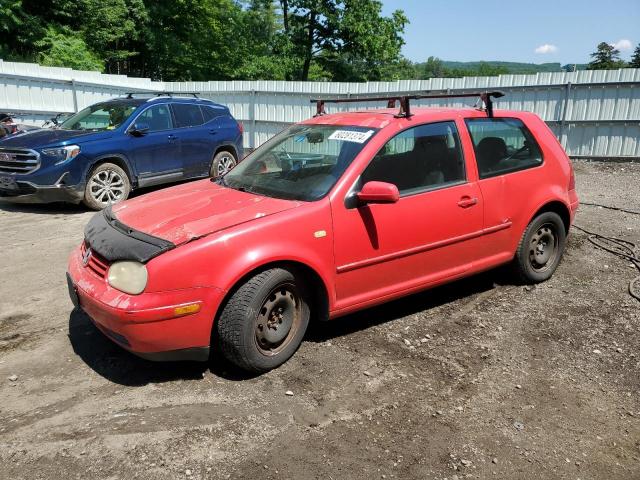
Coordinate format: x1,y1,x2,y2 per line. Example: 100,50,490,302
173,303,202,317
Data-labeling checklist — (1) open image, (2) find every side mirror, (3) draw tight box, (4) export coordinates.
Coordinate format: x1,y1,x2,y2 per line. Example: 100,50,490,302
356,181,399,205
129,123,149,136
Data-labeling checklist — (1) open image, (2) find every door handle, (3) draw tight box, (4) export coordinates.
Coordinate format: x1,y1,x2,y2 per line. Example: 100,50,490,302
457,196,478,208
208,129,218,135
167,134,177,142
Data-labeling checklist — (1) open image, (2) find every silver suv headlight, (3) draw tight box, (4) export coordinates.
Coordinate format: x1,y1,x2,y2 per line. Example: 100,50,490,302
41,144,81,165
107,261,148,295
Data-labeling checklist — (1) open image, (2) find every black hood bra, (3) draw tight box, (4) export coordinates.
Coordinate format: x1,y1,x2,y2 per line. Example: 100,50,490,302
84,206,175,264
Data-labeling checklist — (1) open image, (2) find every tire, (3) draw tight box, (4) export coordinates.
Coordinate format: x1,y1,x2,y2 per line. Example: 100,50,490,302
216,267,310,373
512,211,566,284
210,150,237,178
83,162,131,210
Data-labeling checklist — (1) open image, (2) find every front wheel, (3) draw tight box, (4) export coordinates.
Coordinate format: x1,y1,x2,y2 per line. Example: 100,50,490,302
210,150,237,178
216,268,310,373
512,211,566,283
83,163,131,210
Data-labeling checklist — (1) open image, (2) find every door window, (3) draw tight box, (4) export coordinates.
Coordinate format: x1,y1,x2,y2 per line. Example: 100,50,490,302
465,118,543,179
361,121,465,196
172,103,205,128
135,104,173,132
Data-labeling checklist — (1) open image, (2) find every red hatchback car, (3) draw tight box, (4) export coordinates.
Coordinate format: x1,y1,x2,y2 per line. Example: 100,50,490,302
67,92,579,372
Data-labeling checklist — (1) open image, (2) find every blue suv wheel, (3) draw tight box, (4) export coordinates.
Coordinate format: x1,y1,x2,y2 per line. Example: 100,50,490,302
83,162,131,210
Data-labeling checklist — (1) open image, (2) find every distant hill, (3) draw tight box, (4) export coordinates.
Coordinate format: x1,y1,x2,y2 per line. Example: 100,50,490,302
441,61,587,74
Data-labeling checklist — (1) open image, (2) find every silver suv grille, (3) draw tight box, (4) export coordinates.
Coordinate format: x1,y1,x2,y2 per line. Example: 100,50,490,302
0,148,40,174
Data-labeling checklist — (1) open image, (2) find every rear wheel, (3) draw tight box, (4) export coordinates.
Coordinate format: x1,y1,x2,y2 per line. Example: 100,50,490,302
210,150,237,178
512,211,566,283
216,267,310,373
83,162,131,210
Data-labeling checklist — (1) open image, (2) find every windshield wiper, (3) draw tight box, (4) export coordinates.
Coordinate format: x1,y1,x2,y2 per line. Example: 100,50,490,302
215,175,249,193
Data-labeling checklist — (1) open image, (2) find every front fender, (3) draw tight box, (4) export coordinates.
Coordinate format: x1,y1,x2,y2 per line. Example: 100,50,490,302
145,200,336,307
77,148,136,184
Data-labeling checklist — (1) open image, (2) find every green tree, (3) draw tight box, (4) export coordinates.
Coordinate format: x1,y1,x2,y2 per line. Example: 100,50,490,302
629,43,640,68
234,0,297,80
0,0,416,81
588,42,626,70
419,56,446,79
280,0,408,81
142,0,247,80
475,61,508,76
81,0,147,74
35,26,104,71
0,0,47,61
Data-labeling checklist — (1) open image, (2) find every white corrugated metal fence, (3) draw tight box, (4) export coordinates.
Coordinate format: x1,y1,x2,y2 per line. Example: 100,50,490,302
1,59,638,159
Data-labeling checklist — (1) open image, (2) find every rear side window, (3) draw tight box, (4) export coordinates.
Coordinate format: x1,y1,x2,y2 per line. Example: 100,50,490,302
135,104,172,132
172,103,205,128
361,121,466,196
465,118,542,179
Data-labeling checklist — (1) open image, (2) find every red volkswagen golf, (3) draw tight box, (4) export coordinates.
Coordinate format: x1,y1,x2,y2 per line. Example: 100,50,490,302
67,92,579,372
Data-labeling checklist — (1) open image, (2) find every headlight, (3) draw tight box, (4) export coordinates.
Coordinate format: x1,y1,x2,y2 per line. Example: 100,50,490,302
41,144,81,165
107,261,148,295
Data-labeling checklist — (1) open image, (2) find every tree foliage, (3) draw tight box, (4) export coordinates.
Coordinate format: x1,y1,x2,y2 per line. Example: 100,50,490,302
588,42,627,70
415,56,508,79
1,4,634,81
0,0,410,81
35,27,104,71
629,43,640,68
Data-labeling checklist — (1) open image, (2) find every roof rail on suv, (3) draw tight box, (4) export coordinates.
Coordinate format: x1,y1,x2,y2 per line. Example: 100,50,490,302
124,92,200,99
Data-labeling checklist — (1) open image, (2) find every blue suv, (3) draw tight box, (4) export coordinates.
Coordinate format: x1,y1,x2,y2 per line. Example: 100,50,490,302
0,93,243,209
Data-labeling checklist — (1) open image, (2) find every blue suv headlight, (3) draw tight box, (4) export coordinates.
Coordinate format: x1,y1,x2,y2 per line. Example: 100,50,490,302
41,145,81,165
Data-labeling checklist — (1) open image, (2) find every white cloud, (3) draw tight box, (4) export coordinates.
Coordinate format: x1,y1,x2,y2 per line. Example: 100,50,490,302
611,39,633,51
534,44,558,54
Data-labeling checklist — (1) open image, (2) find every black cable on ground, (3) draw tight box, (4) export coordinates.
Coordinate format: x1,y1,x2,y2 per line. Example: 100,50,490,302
579,201,640,216
572,224,640,302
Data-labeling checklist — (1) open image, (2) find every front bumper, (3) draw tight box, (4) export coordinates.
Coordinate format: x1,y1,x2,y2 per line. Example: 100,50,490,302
67,245,225,362
0,180,84,204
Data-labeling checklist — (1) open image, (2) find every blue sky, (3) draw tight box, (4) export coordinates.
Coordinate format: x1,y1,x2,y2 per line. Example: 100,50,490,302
381,0,640,65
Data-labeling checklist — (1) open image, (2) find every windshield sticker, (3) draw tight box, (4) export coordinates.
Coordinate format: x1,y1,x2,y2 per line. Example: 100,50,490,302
328,129,374,143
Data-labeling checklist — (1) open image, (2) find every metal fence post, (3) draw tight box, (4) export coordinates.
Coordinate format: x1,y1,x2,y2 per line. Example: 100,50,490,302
560,82,572,149
250,89,256,150
71,78,79,113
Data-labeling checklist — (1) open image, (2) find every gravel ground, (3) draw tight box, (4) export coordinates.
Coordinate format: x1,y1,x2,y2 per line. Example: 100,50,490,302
0,160,639,480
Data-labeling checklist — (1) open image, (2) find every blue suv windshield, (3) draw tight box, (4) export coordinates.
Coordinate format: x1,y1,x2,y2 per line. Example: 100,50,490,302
60,102,137,131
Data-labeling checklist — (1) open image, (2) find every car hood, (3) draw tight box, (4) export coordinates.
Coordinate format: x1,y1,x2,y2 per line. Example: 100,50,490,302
0,128,113,148
111,179,302,245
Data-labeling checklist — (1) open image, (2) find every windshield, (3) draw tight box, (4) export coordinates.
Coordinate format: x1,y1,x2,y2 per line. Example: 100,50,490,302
60,102,137,131
223,124,377,201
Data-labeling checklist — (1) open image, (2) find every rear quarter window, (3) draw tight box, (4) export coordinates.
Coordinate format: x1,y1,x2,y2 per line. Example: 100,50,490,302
172,103,205,128
465,117,543,179
201,105,225,123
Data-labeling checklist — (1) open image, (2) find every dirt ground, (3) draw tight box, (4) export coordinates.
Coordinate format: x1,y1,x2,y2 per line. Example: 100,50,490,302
0,160,639,480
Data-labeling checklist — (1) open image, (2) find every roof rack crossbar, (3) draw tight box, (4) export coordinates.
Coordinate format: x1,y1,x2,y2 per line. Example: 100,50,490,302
124,91,200,99
311,90,505,118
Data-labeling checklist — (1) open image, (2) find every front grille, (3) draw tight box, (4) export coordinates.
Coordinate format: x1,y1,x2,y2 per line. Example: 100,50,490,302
81,242,110,279
0,147,40,174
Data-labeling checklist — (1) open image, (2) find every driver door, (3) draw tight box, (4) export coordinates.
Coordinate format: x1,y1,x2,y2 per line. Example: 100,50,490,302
331,120,484,310
127,104,182,184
